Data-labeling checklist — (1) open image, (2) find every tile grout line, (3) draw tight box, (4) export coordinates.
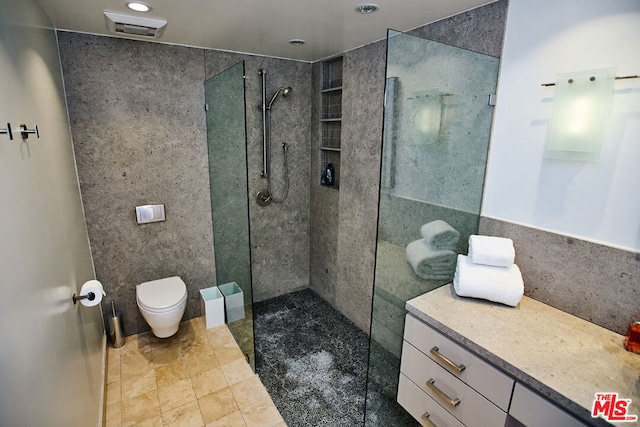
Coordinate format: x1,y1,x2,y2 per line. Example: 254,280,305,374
105,316,285,427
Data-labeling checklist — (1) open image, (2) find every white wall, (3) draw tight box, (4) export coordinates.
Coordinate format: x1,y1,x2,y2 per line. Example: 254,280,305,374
483,0,640,251
0,0,104,425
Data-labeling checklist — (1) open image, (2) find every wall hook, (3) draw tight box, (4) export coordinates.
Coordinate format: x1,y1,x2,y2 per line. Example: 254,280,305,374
0,123,13,140
18,124,39,139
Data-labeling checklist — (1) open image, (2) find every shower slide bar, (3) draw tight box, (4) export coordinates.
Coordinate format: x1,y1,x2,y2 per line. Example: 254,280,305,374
259,69,268,177
256,68,293,206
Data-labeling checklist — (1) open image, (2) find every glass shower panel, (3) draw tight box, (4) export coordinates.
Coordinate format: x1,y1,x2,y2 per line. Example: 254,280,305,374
365,30,500,425
204,61,255,369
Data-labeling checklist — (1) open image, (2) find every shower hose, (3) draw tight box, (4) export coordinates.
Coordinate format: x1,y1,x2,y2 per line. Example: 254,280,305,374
265,113,289,203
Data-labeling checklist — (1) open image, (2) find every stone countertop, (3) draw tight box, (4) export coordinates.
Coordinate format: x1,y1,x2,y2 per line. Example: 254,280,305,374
406,285,640,427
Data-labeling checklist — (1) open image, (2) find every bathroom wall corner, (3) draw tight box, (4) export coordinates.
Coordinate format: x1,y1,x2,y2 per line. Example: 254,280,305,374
409,0,509,58
334,40,388,333
59,32,214,336
309,61,340,304
208,54,313,303
479,216,640,334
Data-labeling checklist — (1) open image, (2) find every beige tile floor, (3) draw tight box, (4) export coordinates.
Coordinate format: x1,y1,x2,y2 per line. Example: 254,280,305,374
104,316,286,427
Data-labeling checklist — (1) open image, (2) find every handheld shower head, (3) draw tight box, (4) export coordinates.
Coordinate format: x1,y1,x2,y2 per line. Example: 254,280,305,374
267,87,293,109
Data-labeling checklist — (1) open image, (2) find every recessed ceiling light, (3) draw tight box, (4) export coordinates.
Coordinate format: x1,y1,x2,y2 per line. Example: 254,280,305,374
289,39,305,45
126,2,151,12
355,4,379,14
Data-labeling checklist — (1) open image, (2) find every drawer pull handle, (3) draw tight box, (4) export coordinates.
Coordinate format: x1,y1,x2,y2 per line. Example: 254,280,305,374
421,411,438,427
426,378,461,408
430,346,466,374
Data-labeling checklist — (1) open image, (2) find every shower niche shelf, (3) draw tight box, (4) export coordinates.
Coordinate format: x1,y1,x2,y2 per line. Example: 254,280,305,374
320,56,343,189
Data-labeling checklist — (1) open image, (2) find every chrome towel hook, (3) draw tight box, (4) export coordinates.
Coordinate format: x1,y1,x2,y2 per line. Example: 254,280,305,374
0,123,13,140
19,124,39,139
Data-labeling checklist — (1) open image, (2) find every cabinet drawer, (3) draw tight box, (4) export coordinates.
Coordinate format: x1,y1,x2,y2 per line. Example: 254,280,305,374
404,314,514,410
401,341,508,427
510,383,587,427
398,373,465,427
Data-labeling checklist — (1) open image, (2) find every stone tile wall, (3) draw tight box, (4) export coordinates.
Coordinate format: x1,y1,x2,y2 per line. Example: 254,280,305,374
59,33,214,335
309,0,509,333
204,51,312,303
59,33,311,335
58,0,634,343
479,217,640,335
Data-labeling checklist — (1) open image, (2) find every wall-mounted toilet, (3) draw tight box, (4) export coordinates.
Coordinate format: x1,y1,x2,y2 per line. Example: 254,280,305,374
136,276,188,338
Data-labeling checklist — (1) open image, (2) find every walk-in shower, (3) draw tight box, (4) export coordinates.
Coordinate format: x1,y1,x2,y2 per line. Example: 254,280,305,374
257,68,293,206
202,27,500,425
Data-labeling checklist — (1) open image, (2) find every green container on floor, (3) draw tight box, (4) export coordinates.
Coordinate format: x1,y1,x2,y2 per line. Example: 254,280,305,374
218,282,245,323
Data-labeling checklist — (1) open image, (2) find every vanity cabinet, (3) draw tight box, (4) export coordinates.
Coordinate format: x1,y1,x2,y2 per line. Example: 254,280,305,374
508,383,586,427
398,373,465,427
399,313,513,426
401,285,640,427
399,313,588,427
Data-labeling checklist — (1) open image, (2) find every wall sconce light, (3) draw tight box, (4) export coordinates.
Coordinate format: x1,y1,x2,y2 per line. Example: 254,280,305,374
543,67,616,161
412,90,446,146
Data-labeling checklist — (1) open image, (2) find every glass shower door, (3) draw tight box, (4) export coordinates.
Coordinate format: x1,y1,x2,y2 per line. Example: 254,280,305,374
204,61,255,369
365,30,500,425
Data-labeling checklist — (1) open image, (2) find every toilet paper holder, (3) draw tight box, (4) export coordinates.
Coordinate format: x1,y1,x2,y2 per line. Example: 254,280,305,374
72,292,95,305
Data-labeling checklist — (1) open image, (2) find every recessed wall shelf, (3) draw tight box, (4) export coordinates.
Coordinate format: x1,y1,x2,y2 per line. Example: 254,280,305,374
320,56,343,189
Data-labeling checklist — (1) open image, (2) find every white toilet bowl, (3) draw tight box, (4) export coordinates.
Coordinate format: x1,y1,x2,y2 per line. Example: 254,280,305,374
136,276,188,338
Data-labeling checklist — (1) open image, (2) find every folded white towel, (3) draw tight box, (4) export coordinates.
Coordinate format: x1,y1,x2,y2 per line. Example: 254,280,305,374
453,254,524,307
406,239,457,281
420,220,460,251
468,235,515,267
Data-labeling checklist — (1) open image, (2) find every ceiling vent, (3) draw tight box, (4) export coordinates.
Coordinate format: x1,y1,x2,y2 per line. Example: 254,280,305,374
104,11,167,38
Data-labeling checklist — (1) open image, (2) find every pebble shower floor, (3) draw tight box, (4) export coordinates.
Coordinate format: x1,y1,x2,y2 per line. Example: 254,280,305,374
253,289,370,427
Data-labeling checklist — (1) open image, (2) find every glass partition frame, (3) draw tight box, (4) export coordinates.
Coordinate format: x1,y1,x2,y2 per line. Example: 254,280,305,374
364,30,500,425
204,61,255,369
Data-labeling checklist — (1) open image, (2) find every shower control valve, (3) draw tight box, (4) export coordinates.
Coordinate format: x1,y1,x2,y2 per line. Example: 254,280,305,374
256,189,272,207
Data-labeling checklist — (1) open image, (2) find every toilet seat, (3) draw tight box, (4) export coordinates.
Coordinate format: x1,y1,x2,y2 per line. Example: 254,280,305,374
136,276,187,313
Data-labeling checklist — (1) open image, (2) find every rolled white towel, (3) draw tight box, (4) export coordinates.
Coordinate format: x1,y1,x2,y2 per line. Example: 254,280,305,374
420,220,460,251
406,239,457,281
468,235,515,267
453,254,524,307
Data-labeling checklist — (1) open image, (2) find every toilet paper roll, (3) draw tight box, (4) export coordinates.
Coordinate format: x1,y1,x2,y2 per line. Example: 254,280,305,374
79,280,106,307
